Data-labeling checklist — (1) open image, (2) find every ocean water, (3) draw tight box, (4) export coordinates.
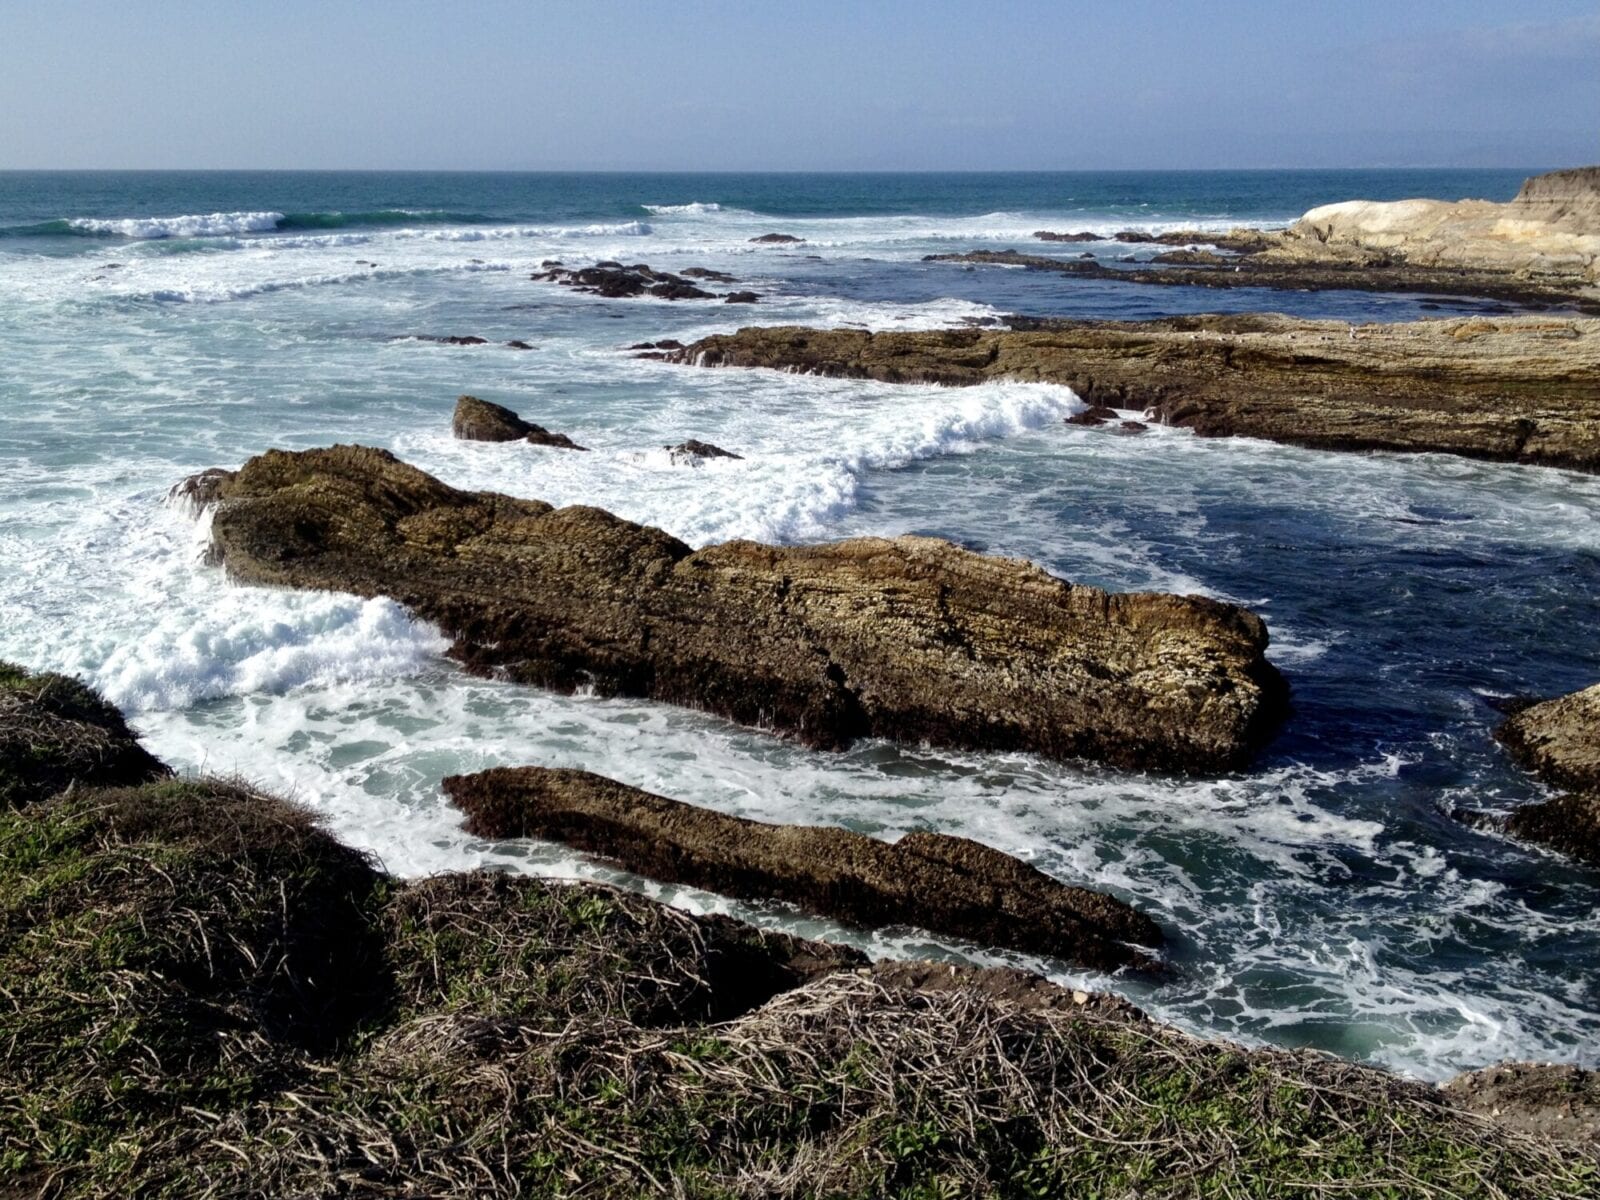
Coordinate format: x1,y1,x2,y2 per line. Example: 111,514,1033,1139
2,169,1595,1081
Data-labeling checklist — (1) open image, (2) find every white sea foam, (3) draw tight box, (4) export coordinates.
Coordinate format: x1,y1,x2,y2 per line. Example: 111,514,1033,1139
69,210,286,239
643,202,725,214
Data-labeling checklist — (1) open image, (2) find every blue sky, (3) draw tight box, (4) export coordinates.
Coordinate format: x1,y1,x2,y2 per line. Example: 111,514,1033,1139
3,0,1596,169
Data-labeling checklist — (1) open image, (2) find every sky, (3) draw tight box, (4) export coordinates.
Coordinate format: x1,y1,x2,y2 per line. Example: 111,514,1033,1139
2,0,1597,171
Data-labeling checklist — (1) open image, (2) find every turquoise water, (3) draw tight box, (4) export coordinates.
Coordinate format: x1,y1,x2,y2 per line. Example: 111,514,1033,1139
1,170,1595,1079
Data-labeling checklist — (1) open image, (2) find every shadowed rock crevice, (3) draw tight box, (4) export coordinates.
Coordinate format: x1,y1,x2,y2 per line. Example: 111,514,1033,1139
189,445,1288,773
444,765,1163,974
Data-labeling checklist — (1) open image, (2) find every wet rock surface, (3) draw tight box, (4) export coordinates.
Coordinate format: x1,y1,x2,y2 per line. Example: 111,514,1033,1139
750,232,805,244
667,317,1600,472
664,438,742,464
187,445,1287,772
450,395,588,450
443,765,1164,973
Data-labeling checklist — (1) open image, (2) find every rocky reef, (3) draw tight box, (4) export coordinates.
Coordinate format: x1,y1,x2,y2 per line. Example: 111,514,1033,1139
531,261,756,302
665,316,1600,472
1,660,1594,1197
444,766,1163,973
187,445,1288,773
1495,684,1600,866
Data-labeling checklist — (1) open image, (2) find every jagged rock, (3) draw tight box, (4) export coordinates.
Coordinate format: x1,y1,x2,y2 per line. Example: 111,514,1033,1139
168,467,232,510
1034,230,1100,242
681,267,737,282
723,290,760,304
1494,684,1600,865
628,338,684,351
188,445,1287,772
750,233,804,244
1497,684,1600,794
442,766,1163,973
532,262,722,301
667,319,1600,472
0,662,170,807
665,439,743,464
1066,406,1119,428
450,395,587,451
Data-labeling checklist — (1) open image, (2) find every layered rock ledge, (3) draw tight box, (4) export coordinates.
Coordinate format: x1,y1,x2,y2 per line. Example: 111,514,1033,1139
665,316,1600,472
1495,684,1600,866
189,445,1287,773
443,765,1162,973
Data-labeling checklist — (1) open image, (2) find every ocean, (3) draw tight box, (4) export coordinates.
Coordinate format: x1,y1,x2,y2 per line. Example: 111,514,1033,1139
1,168,1595,1081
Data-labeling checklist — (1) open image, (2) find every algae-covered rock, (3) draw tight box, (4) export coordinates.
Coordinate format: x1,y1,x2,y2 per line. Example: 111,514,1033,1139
187,445,1287,773
443,766,1163,974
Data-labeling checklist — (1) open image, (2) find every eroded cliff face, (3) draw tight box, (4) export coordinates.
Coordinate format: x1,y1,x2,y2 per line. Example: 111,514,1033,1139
189,445,1287,774
666,316,1600,472
1273,167,1600,283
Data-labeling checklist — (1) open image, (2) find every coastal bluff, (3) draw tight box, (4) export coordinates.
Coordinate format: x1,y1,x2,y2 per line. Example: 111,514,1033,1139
1271,166,1600,282
184,445,1288,774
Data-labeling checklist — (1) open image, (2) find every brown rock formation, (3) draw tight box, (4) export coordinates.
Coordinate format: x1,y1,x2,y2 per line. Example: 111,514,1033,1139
450,395,588,450
190,445,1287,773
1494,685,1600,866
666,317,1600,472
442,766,1163,973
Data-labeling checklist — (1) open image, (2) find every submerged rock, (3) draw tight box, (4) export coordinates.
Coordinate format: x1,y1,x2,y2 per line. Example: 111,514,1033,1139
723,290,761,304
750,232,805,244
1034,230,1100,242
666,318,1600,472
188,445,1286,772
450,395,588,450
664,439,743,464
680,267,737,282
444,766,1163,973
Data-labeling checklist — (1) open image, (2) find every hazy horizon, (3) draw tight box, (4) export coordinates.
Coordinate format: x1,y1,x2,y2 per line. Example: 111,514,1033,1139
3,1,1596,172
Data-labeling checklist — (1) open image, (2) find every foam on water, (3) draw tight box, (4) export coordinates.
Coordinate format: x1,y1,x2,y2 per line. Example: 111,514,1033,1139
67,210,288,239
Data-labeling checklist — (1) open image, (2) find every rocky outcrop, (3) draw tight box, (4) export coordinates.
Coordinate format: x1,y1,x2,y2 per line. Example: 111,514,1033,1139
443,766,1163,973
188,445,1286,773
0,661,169,807
924,249,1105,273
1034,230,1100,242
750,233,804,244
1274,167,1600,284
664,439,742,465
666,317,1600,472
532,262,759,302
450,395,587,450
1494,684,1600,866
